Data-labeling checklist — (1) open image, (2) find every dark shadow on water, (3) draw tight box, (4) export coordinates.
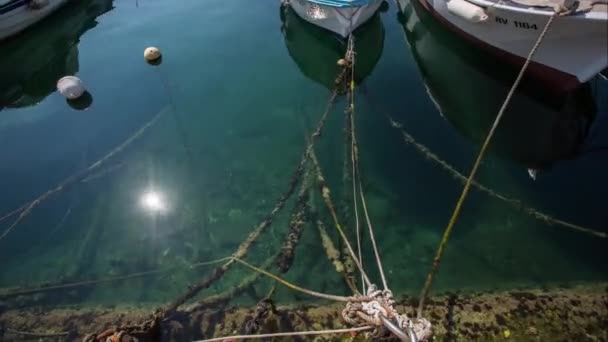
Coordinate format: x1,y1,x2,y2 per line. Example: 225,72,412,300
67,91,94,111
397,0,597,170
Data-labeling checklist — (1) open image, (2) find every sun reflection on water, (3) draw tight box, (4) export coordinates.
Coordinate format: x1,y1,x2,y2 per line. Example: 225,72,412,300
140,190,169,214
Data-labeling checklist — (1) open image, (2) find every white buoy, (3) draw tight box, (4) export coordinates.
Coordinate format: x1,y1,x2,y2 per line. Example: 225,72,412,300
144,47,161,62
57,76,85,100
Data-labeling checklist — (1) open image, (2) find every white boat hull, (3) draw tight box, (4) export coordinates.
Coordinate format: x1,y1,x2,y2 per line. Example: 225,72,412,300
1,0,68,40
401,0,608,91
289,0,384,37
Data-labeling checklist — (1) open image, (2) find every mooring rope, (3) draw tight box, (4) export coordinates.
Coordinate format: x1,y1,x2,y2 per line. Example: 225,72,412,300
347,34,366,296
35,59,352,342
386,117,607,239
233,256,432,341
0,203,29,225
160,68,349,318
0,106,168,243
195,326,373,342
315,211,360,294
277,164,313,273
0,257,230,298
81,161,128,183
185,170,311,312
310,149,373,288
344,34,432,342
312,145,431,341
184,255,278,312
232,257,352,302
346,35,389,292
416,11,560,318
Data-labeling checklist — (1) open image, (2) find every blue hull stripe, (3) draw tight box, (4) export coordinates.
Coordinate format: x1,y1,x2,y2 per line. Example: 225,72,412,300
305,0,377,8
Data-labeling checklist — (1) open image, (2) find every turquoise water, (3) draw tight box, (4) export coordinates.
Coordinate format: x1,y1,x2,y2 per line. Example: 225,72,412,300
0,0,606,311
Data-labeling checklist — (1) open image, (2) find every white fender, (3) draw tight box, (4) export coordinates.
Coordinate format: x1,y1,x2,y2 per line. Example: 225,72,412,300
446,0,489,23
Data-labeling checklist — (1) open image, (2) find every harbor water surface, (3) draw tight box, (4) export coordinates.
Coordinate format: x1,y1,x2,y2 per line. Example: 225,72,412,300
0,0,606,309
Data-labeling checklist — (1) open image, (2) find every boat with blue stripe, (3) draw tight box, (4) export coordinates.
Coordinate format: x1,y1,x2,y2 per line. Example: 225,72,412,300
286,0,385,37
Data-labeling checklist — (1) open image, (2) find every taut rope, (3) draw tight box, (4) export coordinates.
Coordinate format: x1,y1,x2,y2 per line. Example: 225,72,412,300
417,10,561,318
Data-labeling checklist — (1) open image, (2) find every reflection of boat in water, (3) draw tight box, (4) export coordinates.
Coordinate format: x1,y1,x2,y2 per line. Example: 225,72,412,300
399,0,597,170
0,0,113,111
398,0,608,93
288,0,384,37
0,0,68,40
280,5,385,89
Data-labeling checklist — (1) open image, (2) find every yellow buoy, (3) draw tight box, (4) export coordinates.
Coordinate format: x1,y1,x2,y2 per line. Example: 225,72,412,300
144,47,161,62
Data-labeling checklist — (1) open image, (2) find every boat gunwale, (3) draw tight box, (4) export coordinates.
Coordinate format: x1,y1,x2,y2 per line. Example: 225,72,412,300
0,0,26,16
305,0,379,8
461,0,608,20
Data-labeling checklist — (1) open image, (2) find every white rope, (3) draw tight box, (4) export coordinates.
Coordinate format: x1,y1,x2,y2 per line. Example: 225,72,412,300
343,285,432,340
343,34,420,341
357,177,388,290
231,258,429,340
347,34,389,291
347,33,366,296
195,326,373,342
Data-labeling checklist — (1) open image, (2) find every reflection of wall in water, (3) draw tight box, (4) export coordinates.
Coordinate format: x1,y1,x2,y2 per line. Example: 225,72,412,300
0,0,114,109
280,5,385,89
399,0,596,169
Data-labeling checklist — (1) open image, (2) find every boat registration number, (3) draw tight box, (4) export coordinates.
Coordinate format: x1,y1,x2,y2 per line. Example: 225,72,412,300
495,16,538,30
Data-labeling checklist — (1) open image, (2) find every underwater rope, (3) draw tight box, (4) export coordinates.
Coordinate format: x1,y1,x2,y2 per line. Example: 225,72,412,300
161,68,349,318
315,210,360,294
0,106,168,243
0,257,230,299
276,164,313,273
187,173,311,312
81,161,128,183
0,203,29,225
310,149,373,288
387,117,607,239
160,156,306,316
61,59,355,342
416,12,561,318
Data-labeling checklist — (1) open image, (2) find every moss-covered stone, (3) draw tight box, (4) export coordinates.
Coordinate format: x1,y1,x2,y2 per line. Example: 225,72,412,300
1,283,605,341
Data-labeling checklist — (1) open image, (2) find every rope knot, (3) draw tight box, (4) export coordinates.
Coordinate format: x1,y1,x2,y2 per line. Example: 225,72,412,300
342,285,432,340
